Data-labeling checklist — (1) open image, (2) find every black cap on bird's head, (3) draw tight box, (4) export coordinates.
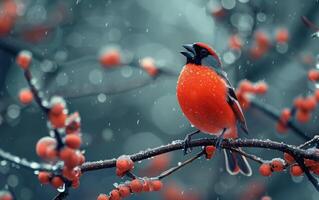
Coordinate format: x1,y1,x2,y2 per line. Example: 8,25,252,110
181,42,222,68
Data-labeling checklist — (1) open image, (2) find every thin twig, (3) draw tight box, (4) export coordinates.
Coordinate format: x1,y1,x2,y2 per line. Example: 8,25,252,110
0,148,54,171
157,150,205,180
229,147,265,164
24,69,49,113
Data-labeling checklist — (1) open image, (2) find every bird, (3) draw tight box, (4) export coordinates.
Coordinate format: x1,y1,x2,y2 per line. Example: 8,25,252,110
177,42,252,176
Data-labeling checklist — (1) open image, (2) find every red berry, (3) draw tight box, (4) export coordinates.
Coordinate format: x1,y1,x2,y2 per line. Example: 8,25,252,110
275,28,289,43
304,96,317,111
65,134,82,149
151,180,163,191
62,167,76,181
59,147,74,161
290,165,303,176
294,97,303,108
38,171,51,184
238,80,254,93
205,145,216,159
250,46,266,59
308,69,319,82
110,189,120,200
261,196,272,200
116,156,133,173
116,169,125,177
140,57,158,77
36,137,57,159
237,93,250,110
314,90,319,102
18,89,33,104
16,50,32,70
99,50,121,67
270,159,285,172
0,191,13,200
259,163,272,176
304,159,317,167
97,194,109,200
254,82,268,94
142,180,151,192
211,6,225,18
228,34,242,50
66,112,81,134
130,179,143,193
118,186,130,198
72,179,80,189
46,148,58,160
280,108,291,122
276,122,288,134
296,110,311,123
49,112,67,128
64,151,80,168
78,153,86,165
51,103,65,115
255,31,269,50
51,176,64,188
284,153,295,164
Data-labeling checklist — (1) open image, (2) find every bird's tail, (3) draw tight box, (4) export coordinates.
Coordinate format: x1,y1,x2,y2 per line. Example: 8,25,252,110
223,148,252,176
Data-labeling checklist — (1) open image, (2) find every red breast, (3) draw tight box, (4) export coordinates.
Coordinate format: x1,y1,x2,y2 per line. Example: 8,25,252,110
177,63,237,138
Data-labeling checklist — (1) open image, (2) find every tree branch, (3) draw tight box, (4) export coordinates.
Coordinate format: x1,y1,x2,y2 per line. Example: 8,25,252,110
80,136,319,172
0,148,54,171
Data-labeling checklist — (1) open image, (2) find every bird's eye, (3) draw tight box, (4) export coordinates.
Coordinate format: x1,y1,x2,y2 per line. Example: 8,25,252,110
200,49,208,56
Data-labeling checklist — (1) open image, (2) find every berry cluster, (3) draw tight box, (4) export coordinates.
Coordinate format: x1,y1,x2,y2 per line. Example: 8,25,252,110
259,158,285,176
284,152,319,176
97,178,163,200
99,48,159,77
276,69,319,133
249,28,289,59
228,34,242,51
259,152,319,177
16,50,85,190
250,31,270,59
36,99,84,189
236,80,268,110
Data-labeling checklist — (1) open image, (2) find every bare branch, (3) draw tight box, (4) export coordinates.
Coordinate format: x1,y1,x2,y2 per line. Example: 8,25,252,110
80,136,319,172
0,148,54,171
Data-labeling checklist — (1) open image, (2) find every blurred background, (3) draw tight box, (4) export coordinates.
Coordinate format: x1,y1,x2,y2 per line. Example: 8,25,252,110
0,0,319,199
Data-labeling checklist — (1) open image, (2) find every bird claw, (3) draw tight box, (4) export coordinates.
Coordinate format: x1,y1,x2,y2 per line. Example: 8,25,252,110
216,128,226,151
183,130,200,155
183,136,193,155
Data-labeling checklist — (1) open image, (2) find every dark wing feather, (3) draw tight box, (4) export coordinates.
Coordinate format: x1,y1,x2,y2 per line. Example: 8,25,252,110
216,70,248,134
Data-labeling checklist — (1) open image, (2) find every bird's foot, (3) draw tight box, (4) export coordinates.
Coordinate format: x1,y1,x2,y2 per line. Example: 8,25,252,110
183,130,200,155
215,128,226,151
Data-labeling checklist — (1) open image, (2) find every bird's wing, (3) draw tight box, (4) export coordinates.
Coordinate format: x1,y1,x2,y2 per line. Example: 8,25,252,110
217,70,248,134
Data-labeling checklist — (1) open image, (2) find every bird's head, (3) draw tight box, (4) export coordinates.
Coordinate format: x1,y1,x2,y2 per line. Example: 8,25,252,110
181,42,221,68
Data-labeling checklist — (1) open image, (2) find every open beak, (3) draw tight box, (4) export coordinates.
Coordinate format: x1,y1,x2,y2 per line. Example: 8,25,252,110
180,44,195,61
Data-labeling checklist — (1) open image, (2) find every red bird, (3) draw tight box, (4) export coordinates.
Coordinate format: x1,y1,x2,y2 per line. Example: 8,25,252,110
177,42,251,176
